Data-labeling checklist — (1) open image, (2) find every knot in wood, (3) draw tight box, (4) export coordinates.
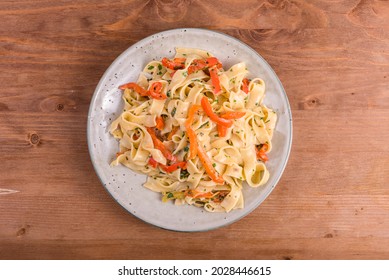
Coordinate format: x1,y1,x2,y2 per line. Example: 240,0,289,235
30,133,40,145
56,103,64,111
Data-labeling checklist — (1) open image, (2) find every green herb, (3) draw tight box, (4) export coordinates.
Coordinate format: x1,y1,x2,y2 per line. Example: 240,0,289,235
199,121,209,129
167,90,171,97
212,163,216,167
171,107,177,117
184,146,189,152
167,192,174,199
180,169,190,179
158,64,162,70
148,65,154,70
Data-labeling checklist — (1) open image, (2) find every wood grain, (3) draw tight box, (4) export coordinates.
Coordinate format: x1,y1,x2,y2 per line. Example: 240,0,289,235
1,0,389,260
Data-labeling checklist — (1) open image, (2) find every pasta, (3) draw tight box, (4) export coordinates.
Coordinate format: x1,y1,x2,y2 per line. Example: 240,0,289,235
109,48,277,212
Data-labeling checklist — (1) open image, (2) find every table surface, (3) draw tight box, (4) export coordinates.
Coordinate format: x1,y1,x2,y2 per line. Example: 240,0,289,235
1,0,388,260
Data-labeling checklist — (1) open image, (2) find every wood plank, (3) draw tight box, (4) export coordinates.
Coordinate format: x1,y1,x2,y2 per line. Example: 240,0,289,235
1,237,389,260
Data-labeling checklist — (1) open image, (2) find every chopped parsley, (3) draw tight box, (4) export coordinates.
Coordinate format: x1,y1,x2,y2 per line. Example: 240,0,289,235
148,65,154,70
199,121,209,129
167,192,174,199
180,169,190,179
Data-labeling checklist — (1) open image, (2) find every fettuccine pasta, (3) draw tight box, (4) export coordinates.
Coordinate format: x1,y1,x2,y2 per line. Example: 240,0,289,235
110,48,277,212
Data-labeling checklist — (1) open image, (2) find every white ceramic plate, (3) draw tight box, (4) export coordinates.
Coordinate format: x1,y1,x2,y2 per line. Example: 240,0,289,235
87,28,292,232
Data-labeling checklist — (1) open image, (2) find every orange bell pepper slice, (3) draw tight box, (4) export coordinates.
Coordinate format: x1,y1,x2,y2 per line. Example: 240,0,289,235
205,57,222,69
185,189,215,199
220,111,246,119
148,157,159,168
118,82,148,96
119,82,167,100
209,66,221,95
155,116,164,130
217,125,228,137
148,82,167,100
256,143,269,162
149,157,187,173
146,127,177,162
201,97,232,127
185,105,202,160
167,126,179,140
241,78,250,94
187,57,222,75
197,144,224,184
159,161,187,173
162,57,186,70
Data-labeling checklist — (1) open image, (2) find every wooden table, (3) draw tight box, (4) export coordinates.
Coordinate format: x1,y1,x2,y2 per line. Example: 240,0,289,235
1,0,388,260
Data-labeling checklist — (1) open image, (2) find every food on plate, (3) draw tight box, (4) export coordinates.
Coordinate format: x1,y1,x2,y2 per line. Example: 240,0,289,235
110,48,277,212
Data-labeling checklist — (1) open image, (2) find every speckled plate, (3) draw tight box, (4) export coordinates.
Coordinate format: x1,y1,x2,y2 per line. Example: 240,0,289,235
87,28,292,232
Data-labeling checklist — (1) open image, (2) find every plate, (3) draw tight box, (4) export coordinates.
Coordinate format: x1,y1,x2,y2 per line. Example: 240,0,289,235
87,28,292,232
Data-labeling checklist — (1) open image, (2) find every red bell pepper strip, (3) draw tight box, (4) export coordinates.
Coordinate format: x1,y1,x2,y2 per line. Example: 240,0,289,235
187,59,207,75
201,97,232,127
162,57,186,70
119,82,167,100
217,125,228,137
187,57,222,75
118,82,148,96
167,126,179,140
197,144,224,184
185,105,202,160
220,111,246,119
149,157,187,173
241,78,250,94
146,127,177,162
205,57,222,69
209,66,221,94
148,82,167,100
159,161,187,173
148,157,159,168
256,143,269,162
155,116,164,130
186,189,215,199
